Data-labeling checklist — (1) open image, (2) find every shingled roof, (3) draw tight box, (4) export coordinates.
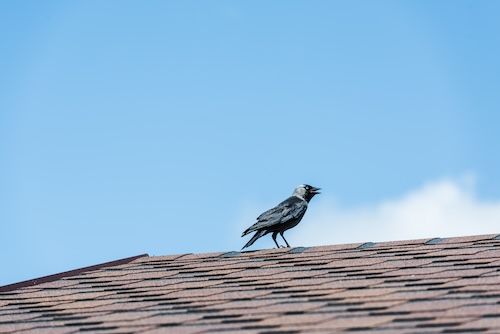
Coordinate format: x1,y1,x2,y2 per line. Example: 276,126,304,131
2,233,500,333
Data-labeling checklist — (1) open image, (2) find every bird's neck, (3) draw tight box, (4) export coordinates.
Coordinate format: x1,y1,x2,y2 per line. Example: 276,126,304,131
296,195,310,202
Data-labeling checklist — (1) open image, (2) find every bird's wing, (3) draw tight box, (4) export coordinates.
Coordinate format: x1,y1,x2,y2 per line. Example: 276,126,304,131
242,197,306,236
279,201,307,223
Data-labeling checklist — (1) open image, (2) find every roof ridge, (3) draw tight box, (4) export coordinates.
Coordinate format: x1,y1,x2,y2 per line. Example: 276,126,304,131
0,253,149,293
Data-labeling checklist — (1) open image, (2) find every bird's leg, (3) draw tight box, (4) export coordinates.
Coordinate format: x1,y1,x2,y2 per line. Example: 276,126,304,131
280,232,291,248
272,231,281,248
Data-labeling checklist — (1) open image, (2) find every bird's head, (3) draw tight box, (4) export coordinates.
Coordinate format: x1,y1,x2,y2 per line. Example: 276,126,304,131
293,184,321,202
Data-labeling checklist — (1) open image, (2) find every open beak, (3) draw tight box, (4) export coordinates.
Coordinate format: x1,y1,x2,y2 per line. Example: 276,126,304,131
311,186,321,194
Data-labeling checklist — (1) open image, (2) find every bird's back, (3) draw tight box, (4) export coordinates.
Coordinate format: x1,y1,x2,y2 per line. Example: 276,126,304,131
242,196,307,236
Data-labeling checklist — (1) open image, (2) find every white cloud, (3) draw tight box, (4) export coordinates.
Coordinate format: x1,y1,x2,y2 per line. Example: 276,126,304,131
298,176,500,246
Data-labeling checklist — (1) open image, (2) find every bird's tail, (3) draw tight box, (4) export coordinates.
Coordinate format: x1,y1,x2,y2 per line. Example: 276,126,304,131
242,230,267,250
241,226,254,237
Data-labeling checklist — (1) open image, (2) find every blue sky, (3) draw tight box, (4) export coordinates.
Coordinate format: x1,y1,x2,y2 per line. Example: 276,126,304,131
2,1,500,286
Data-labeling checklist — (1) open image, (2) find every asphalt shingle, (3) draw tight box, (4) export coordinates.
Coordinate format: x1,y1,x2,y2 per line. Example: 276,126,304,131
2,233,500,333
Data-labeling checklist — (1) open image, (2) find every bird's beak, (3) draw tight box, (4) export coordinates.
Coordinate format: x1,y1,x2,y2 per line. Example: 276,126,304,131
311,187,321,194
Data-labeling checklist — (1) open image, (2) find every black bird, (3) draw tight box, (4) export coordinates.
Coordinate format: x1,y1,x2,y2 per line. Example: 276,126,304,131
241,184,321,250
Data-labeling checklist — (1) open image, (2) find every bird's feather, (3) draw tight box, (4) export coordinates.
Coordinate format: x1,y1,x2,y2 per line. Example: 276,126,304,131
242,196,307,236
242,229,268,249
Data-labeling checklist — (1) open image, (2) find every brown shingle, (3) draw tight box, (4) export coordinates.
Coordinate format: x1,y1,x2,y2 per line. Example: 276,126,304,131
2,233,500,333
453,317,500,330
311,315,395,329
258,312,336,326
